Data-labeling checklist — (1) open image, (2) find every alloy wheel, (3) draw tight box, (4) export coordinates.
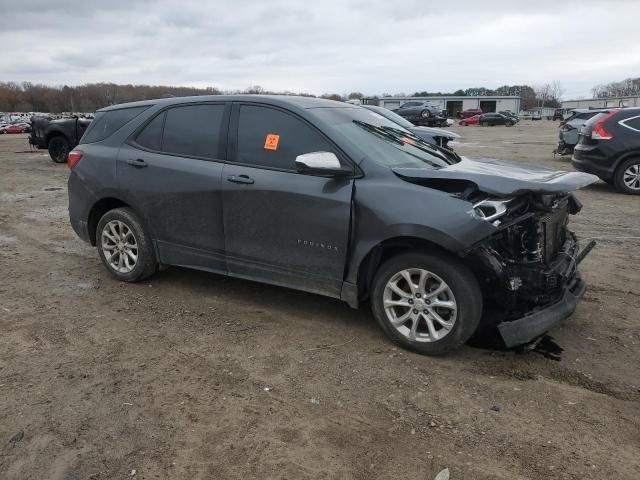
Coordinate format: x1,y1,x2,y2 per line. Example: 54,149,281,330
623,163,640,191
101,220,138,274
383,268,458,343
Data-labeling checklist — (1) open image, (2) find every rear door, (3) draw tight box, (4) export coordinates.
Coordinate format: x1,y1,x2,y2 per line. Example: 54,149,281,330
118,102,230,272
221,103,354,297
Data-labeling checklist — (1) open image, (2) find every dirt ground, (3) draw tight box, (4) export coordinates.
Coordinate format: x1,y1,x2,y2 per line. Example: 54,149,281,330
0,122,639,480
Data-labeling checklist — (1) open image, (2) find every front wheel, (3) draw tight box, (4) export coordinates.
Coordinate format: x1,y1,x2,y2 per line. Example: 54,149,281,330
48,136,70,163
481,121,489,127
506,121,514,127
460,122,467,126
96,208,158,282
421,109,431,118
371,252,483,355
613,157,640,194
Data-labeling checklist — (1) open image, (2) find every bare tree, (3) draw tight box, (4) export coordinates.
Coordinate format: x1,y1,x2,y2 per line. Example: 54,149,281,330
535,83,551,107
550,80,565,102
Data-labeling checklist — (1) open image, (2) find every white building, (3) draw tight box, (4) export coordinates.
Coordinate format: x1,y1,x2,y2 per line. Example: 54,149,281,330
562,96,640,109
367,96,521,116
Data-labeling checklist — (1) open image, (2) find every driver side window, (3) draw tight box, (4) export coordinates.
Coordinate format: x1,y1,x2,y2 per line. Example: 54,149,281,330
236,105,336,171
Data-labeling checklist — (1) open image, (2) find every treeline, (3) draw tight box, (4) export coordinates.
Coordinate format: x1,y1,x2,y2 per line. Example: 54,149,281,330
591,77,640,99
407,85,558,111
0,82,225,113
410,85,532,97
5,77,635,114
0,81,343,113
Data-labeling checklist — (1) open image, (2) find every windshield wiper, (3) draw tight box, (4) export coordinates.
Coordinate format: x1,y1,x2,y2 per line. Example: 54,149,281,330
353,121,455,166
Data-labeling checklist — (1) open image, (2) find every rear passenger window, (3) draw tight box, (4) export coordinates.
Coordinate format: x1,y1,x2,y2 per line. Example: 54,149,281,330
236,105,334,170
162,104,225,158
623,116,640,131
135,112,165,151
82,106,149,144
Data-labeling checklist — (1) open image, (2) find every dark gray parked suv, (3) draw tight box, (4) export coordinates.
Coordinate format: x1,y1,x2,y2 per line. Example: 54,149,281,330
68,95,597,355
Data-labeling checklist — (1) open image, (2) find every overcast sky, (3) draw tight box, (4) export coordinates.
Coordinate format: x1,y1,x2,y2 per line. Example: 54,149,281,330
1,0,638,99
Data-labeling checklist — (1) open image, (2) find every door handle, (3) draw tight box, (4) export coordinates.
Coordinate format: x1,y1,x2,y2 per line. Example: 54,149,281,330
227,174,254,184
127,158,148,168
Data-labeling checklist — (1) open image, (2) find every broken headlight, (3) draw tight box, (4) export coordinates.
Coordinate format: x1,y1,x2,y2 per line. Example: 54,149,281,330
473,198,513,225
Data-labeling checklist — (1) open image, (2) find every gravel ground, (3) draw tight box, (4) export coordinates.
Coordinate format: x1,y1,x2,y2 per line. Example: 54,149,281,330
0,123,639,480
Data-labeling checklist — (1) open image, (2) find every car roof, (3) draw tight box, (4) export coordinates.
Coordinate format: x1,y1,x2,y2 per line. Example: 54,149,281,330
618,107,640,113
569,108,610,113
98,95,350,113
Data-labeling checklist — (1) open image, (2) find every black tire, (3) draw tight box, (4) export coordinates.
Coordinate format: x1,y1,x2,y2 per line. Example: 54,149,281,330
481,121,489,127
506,121,514,127
48,136,70,163
613,157,640,195
371,252,483,355
420,109,431,118
96,208,158,282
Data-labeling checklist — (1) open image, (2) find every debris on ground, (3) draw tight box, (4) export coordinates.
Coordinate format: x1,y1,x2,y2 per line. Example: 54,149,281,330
8,430,24,445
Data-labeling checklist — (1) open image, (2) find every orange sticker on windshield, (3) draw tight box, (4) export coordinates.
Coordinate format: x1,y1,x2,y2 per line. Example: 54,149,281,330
264,133,280,150
401,136,416,145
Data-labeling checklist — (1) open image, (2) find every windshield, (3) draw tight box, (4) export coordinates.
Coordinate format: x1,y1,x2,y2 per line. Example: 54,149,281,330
312,107,456,169
362,105,414,128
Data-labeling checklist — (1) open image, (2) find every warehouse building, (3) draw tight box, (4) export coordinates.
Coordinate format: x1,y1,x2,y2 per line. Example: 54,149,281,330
562,96,640,109
364,95,521,116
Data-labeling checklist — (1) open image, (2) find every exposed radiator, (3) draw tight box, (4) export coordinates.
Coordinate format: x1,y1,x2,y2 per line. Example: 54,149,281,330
539,203,569,264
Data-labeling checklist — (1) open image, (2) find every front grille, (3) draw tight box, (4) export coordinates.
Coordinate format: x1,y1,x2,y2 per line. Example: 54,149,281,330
539,204,569,263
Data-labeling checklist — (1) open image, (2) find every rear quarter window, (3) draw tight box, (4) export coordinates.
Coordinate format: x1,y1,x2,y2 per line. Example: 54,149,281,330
81,106,149,144
621,115,640,132
580,112,600,120
135,111,166,151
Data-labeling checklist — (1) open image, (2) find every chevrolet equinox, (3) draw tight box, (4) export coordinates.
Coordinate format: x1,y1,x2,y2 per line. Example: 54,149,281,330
68,96,597,355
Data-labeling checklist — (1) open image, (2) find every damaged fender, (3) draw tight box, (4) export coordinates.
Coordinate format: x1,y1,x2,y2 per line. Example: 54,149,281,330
393,157,598,196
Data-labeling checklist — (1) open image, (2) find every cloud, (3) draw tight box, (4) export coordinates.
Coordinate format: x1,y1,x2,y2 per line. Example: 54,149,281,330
0,0,638,98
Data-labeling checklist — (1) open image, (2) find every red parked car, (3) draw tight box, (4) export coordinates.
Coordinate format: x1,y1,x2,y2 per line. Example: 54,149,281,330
458,115,480,126
2,124,29,134
459,108,483,119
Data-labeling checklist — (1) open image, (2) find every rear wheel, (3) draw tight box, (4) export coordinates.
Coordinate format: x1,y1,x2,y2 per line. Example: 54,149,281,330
48,136,70,163
96,208,158,282
421,109,431,118
371,252,482,355
613,158,640,194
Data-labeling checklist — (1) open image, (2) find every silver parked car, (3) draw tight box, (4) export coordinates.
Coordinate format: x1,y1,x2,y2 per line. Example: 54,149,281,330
556,109,607,155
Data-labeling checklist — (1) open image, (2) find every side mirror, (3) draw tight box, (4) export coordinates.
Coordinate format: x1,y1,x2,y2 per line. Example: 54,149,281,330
295,152,350,177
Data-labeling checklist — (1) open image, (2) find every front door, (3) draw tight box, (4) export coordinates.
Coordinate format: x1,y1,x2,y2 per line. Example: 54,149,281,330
118,102,229,272
222,104,354,297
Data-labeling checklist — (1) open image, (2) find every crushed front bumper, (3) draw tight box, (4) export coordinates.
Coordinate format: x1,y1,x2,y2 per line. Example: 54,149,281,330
498,273,586,348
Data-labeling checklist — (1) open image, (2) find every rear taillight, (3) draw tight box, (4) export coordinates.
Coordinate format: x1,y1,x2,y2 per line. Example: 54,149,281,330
591,111,619,140
67,150,83,169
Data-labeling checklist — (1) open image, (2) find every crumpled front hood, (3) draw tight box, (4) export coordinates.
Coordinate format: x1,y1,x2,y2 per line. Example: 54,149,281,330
393,157,598,196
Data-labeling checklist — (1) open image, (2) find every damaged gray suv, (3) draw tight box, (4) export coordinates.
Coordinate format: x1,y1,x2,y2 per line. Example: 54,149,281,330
68,96,597,355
